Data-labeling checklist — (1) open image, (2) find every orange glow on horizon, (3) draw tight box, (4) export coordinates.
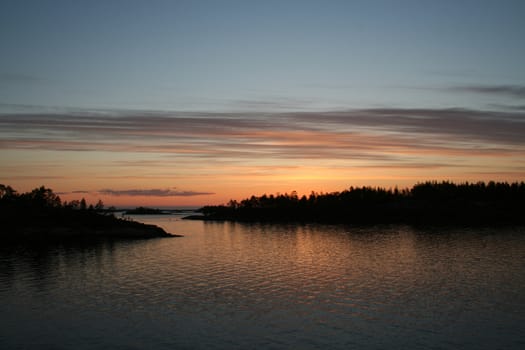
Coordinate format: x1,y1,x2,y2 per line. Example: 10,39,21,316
2,109,524,208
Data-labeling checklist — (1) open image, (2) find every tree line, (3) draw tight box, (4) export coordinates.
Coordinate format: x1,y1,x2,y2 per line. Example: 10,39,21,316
0,184,120,234
1,185,174,240
199,181,525,224
0,184,112,212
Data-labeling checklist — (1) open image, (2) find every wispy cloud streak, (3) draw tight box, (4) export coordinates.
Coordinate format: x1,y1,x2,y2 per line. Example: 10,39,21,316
1,108,524,166
58,188,214,197
452,85,525,99
98,188,214,197
0,73,47,83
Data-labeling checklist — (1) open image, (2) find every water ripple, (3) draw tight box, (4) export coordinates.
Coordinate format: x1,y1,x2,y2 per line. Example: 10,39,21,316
1,221,525,349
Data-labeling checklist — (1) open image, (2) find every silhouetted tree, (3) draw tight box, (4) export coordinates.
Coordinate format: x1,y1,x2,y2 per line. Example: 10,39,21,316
80,198,87,210
0,184,17,200
199,181,525,224
95,199,104,211
22,186,62,208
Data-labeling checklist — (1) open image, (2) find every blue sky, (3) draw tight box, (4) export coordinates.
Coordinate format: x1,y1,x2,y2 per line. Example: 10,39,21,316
1,0,524,205
2,0,524,112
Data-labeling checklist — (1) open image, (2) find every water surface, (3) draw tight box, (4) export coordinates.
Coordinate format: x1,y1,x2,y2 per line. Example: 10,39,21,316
1,216,525,349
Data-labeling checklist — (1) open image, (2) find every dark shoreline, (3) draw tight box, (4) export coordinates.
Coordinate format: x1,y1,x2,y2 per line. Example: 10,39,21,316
5,219,180,242
1,185,181,242
183,215,525,227
190,181,525,226
4,218,181,243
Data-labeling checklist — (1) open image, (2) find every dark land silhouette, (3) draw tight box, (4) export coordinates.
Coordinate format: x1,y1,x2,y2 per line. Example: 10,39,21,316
124,207,169,215
0,185,177,241
192,181,525,225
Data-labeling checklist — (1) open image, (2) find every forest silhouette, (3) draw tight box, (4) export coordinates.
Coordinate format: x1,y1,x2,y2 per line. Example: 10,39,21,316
0,185,173,240
198,181,525,224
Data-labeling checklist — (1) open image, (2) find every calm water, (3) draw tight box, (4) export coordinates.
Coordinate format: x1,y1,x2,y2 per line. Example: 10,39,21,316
1,216,525,349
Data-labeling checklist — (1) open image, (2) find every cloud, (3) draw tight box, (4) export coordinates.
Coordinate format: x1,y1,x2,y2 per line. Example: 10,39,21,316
54,190,90,195
57,187,215,197
451,85,525,99
230,97,314,111
0,73,47,84
1,107,524,169
3,175,68,180
98,188,215,197
290,108,525,145
487,104,525,111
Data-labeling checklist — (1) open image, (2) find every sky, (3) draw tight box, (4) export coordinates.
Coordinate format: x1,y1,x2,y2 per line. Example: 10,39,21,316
1,0,525,207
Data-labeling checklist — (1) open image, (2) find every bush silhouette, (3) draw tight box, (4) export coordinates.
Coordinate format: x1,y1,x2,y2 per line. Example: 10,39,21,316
199,181,525,224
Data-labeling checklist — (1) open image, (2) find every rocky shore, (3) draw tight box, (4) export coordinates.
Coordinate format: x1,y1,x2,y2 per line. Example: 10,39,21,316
1,185,181,242
7,219,179,241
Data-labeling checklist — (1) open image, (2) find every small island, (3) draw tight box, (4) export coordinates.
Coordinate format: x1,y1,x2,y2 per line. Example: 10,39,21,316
192,181,525,225
0,185,180,241
124,206,169,215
